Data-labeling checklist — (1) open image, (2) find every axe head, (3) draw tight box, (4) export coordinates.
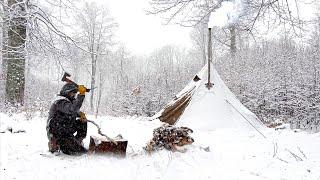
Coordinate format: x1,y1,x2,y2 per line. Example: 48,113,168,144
61,72,71,82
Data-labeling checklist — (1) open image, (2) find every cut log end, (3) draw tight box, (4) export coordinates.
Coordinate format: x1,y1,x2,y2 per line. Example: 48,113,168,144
89,136,128,157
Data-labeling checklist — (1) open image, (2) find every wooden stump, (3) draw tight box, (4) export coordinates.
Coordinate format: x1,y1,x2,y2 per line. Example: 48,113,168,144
89,136,128,157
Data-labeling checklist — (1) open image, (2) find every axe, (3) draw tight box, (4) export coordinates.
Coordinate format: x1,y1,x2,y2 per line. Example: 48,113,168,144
61,72,91,92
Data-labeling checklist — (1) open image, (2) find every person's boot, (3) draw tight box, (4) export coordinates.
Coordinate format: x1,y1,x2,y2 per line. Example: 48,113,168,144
48,137,59,153
75,137,88,154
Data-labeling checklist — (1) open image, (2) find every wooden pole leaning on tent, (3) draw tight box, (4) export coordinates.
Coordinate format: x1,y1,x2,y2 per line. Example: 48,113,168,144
206,27,213,89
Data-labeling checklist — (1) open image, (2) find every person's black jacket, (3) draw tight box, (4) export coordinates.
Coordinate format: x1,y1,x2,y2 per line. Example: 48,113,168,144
46,94,85,138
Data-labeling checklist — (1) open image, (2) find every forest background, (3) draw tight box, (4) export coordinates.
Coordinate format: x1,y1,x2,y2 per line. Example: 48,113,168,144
0,0,319,132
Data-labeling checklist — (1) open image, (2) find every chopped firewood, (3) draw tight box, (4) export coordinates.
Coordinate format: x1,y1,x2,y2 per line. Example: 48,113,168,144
267,120,283,128
89,135,128,157
144,124,194,152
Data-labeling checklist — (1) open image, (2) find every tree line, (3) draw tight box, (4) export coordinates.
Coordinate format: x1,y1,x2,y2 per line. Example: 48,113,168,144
1,0,319,132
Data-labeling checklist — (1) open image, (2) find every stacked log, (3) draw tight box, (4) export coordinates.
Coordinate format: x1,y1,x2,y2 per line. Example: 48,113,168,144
144,124,194,152
89,135,127,157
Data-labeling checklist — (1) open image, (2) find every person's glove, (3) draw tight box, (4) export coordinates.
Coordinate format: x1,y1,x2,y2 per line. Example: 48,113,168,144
79,111,87,122
78,85,87,95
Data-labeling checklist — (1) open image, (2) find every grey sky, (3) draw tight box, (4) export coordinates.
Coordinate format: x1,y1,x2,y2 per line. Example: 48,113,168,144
100,0,192,55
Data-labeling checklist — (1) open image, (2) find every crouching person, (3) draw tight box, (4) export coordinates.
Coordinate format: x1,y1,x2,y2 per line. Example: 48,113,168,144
46,83,88,155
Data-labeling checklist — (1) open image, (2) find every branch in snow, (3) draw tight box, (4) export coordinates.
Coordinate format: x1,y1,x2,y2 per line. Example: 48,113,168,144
285,148,303,162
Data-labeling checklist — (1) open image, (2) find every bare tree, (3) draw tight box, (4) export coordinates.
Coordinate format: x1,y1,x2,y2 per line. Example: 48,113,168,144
76,2,117,112
190,22,207,65
1,0,8,74
0,0,85,107
149,0,307,61
148,0,304,30
2,0,27,105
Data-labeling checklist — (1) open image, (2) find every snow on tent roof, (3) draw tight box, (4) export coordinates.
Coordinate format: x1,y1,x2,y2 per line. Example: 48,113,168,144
152,63,264,131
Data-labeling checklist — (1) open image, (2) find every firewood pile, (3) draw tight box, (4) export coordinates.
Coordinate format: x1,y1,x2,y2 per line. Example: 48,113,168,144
267,119,283,128
144,124,194,152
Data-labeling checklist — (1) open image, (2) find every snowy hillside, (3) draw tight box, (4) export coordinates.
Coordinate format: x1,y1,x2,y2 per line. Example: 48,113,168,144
1,112,320,180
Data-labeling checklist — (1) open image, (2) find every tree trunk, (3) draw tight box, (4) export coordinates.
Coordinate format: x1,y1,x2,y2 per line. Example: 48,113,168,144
202,44,206,66
90,51,96,112
120,49,124,80
202,27,206,66
2,0,8,74
95,71,103,118
230,25,236,58
5,0,26,105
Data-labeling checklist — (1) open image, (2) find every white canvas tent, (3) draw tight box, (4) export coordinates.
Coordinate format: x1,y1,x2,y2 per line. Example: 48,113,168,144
152,63,264,131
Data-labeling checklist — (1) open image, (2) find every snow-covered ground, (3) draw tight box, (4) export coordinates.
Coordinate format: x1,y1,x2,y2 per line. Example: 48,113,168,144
1,112,320,180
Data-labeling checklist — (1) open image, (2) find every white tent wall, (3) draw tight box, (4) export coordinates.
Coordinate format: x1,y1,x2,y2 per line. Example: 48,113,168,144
174,63,264,131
